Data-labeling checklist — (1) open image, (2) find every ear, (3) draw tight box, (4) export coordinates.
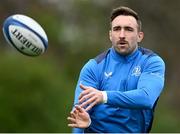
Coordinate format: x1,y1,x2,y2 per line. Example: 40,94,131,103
137,32,144,43
109,30,112,41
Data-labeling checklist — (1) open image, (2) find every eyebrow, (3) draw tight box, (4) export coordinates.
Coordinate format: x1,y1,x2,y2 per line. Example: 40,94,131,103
112,25,134,30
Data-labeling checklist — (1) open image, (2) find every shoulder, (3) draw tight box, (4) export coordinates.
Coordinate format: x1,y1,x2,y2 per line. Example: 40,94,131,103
139,47,165,71
81,59,97,72
139,47,164,63
94,49,110,64
80,49,110,72
80,49,110,77
146,55,165,71
138,46,156,57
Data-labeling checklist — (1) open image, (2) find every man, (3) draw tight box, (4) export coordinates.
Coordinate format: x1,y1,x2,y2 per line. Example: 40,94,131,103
67,6,165,133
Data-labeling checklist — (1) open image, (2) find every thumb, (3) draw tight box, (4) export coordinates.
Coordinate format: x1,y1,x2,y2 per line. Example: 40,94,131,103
75,105,85,113
80,84,88,90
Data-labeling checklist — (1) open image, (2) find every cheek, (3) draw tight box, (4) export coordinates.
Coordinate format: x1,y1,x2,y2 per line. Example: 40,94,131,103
129,36,139,43
110,35,117,42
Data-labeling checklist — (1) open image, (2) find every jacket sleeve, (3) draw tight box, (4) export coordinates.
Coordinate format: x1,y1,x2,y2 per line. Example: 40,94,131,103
72,59,98,133
106,56,165,109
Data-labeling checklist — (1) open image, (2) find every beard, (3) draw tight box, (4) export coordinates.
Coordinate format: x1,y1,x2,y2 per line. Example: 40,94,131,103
113,41,138,56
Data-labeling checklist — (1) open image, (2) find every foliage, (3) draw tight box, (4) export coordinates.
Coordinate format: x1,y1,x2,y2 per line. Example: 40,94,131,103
0,52,73,132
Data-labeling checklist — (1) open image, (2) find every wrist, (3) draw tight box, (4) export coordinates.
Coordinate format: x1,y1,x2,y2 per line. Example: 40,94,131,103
87,117,91,127
101,91,107,103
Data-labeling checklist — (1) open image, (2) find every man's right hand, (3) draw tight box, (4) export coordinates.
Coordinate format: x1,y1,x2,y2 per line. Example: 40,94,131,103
67,105,91,128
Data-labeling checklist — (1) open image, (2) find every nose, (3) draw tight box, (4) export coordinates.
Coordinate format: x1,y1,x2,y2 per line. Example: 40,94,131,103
119,29,125,39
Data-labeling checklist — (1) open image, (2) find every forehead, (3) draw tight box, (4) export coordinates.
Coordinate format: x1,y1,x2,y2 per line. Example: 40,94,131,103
111,15,138,28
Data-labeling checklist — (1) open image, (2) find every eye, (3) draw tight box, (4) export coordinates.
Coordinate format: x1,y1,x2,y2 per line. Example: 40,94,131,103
125,27,134,32
113,26,121,31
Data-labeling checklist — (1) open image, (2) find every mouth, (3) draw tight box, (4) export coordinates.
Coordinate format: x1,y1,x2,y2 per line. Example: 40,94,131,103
117,41,128,46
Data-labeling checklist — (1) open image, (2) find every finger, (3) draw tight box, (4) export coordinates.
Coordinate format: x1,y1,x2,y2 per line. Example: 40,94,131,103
73,108,79,115
80,84,88,90
78,89,91,100
70,111,76,118
67,117,76,123
79,91,95,104
85,101,97,111
68,123,78,128
75,105,85,113
80,96,96,108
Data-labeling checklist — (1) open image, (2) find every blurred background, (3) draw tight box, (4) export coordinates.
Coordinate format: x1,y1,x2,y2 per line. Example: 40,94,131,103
0,0,180,132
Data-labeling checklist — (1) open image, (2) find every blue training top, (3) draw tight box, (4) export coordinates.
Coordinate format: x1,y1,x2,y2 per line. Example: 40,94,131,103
73,46,165,133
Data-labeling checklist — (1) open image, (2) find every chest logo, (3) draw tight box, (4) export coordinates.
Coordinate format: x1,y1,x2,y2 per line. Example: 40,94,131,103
132,66,141,76
104,71,113,78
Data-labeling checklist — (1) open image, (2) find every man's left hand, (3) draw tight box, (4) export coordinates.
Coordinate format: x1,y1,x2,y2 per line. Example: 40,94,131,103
78,84,103,111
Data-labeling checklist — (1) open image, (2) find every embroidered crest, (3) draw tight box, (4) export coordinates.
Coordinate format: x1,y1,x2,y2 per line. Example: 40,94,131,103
132,66,141,76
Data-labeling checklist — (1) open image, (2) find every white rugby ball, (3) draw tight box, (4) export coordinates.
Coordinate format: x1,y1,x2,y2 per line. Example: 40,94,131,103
2,14,48,56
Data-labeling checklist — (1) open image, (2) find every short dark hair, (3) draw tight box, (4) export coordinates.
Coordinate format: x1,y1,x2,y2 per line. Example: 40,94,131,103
110,6,142,31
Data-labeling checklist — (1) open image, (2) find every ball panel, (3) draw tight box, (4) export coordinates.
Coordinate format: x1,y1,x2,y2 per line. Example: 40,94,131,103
12,14,48,41
2,18,15,48
9,25,45,56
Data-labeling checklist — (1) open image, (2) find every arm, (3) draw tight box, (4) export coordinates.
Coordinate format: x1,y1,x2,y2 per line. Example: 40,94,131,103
71,59,98,132
79,56,165,110
106,56,165,109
